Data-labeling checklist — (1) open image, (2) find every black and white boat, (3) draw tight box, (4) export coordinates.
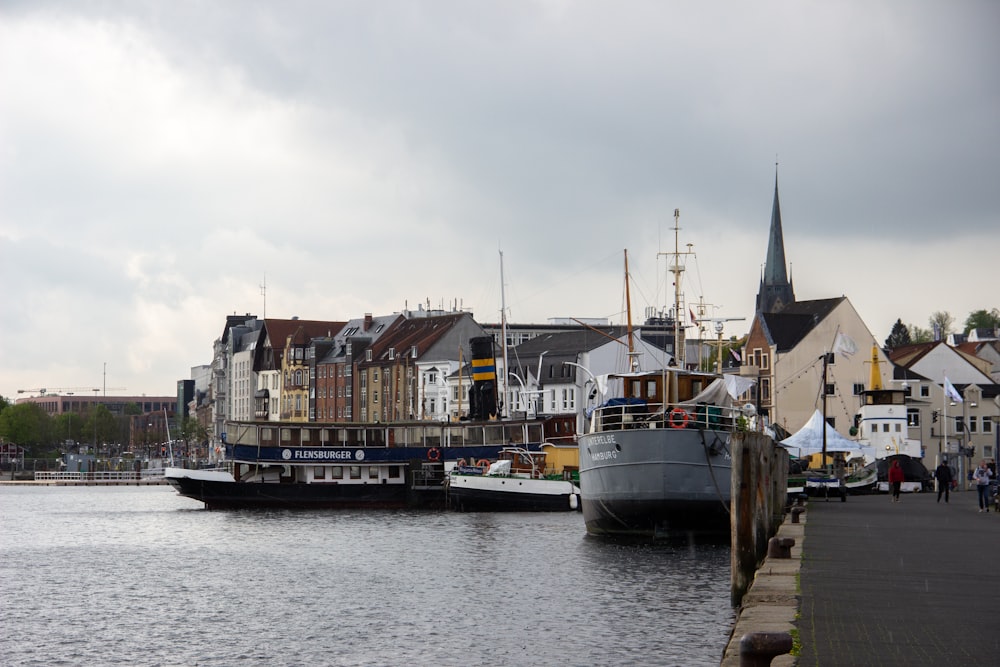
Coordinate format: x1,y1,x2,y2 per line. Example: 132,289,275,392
446,446,581,512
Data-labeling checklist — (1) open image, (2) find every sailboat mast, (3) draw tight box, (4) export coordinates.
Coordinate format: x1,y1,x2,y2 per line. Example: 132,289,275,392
624,249,636,370
671,208,686,368
499,250,509,419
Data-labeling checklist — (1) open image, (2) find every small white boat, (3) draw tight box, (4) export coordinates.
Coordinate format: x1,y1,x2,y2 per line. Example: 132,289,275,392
446,447,581,512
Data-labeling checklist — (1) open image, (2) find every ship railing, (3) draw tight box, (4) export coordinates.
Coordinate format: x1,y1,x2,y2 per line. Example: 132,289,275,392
410,467,447,489
34,471,145,482
589,402,739,434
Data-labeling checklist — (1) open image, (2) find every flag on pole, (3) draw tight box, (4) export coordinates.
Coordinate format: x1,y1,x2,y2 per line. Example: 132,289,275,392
833,331,858,358
689,307,697,325
944,377,963,403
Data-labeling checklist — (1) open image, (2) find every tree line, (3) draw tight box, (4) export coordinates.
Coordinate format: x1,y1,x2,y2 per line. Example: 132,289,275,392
884,308,999,350
0,398,207,460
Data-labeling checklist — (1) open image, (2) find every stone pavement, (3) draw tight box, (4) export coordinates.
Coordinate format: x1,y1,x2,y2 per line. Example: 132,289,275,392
797,488,999,666
723,488,1000,666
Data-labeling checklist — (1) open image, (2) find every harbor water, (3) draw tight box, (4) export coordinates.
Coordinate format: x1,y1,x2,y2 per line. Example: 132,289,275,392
0,486,734,666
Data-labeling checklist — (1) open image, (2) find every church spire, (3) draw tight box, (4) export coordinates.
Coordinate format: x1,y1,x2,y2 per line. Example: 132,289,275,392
756,164,796,313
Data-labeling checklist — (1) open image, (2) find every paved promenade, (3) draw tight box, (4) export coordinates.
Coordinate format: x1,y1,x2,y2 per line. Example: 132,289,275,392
797,489,999,666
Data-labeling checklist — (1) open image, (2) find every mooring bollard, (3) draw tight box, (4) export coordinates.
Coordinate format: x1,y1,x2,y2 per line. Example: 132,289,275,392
767,536,795,559
791,506,805,523
739,631,793,666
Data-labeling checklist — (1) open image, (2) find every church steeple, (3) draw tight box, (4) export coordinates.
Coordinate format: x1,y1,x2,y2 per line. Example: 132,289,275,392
756,166,796,313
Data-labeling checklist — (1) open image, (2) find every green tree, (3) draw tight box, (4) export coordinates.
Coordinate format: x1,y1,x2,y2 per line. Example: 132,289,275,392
884,319,911,350
53,412,84,447
908,325,933,343
179,417,209,446
82,404,118,452
928,311,954,340
0,402,54,456
963,308,1000,334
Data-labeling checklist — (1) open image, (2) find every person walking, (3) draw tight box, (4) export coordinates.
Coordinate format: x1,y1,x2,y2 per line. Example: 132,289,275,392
834,453,847,502
972,460,993,512
934,460,953,503
888,459,905,502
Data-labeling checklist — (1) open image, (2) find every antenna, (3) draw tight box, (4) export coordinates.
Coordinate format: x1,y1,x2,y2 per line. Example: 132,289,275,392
260,274,267,319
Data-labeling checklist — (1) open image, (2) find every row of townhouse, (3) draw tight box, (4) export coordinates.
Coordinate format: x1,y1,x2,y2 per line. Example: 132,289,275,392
194,307,682,452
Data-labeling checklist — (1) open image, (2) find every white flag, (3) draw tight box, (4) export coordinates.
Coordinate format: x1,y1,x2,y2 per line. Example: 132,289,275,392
944,377,963,403
833,332,858,358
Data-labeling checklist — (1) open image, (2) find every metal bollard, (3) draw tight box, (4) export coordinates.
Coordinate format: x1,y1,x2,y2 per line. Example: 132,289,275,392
767,536,794,559
739,631,793,666
791,506,805,523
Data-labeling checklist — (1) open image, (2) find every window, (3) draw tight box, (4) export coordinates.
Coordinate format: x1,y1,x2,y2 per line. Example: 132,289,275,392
920,385,930,398
561,387,575,411
969,418,978,433
907,409,920,427
853,383,864,396
760,378,771,402
894,424,901,432
314,467,325,479
882,423,890,432
984,417,993,434
825,383,835,396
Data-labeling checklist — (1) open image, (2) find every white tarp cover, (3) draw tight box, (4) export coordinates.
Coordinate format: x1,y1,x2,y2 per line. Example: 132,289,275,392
486,459,512,476
680,376,755,408
779,409,870,456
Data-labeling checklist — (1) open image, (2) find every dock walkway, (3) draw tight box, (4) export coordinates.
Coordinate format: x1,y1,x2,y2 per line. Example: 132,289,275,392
796,489,999,666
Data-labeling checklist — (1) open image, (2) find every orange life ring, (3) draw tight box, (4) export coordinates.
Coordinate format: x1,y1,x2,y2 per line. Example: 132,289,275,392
456,458,467,468
477,458,490,469
668,408,690,429
427,447,441,462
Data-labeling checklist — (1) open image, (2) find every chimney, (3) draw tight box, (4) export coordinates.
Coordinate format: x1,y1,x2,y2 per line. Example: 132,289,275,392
364,313,373,331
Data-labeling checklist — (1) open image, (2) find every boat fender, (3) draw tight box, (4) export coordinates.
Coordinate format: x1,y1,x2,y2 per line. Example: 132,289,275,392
477,458,490,469
668,408,690,429
456,458,467,468
427,447,441,462
569,493,579,510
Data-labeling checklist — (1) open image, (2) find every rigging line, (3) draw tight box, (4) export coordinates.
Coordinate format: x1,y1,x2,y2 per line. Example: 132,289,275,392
773,355,825,392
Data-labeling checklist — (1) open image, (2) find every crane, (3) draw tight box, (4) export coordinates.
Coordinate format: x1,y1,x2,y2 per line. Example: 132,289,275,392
17,387,126,396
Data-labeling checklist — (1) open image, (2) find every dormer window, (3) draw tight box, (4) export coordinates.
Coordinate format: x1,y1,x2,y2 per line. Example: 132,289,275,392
389,348,395,360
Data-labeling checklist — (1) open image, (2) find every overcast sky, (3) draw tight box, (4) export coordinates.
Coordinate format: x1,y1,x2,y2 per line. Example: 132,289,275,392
2,1,997,402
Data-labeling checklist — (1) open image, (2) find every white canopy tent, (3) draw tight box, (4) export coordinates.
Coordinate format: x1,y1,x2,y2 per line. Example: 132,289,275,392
779,409,875,462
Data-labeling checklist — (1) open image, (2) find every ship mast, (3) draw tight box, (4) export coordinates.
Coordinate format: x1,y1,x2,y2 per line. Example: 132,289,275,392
499,249,510,419
659,209,695,368
624,249,637,371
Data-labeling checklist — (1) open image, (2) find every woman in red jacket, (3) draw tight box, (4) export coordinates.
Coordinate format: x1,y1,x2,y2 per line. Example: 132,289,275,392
888,459,905,502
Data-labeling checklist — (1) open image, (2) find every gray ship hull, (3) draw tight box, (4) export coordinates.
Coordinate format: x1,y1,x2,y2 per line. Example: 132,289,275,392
578,426,732,537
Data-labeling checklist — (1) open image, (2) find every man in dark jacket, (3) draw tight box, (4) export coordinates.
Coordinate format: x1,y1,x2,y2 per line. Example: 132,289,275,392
934,460,953,503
